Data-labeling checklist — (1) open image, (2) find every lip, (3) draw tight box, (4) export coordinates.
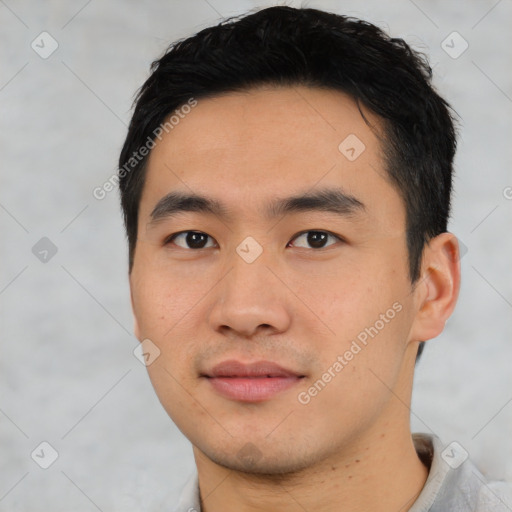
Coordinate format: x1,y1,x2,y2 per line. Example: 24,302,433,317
202,360,305,402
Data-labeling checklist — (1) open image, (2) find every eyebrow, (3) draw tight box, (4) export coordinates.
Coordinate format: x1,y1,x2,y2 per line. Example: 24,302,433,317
148,188,365,225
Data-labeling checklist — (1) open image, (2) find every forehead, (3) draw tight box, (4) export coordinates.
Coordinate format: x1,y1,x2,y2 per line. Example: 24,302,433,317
140,86,403,227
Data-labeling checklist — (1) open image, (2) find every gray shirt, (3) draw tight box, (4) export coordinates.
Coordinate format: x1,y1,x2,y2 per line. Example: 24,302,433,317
172,433,512,512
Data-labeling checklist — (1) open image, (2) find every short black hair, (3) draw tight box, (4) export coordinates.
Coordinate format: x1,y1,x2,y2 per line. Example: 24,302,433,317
119,5,457,284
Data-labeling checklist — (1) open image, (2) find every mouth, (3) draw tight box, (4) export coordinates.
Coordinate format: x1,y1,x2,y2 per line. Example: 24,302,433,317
201,360,305,402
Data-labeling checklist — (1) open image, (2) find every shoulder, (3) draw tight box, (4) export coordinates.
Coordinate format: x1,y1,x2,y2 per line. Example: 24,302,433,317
411,433,512,512
475,479,512,512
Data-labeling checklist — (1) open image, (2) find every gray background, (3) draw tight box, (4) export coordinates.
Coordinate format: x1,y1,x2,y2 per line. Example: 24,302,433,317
1,0,511,510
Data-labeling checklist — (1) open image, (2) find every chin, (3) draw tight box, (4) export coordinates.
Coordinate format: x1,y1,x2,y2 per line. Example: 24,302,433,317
195,438,324,476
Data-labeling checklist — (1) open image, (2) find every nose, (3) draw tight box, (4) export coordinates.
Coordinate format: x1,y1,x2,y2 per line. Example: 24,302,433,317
207,248,292,339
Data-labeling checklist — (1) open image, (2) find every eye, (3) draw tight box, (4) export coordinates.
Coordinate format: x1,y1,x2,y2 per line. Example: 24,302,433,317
288,230,342,249
165,231,216,249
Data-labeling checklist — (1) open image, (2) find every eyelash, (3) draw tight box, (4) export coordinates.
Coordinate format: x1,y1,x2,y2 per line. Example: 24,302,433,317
164,230,344,250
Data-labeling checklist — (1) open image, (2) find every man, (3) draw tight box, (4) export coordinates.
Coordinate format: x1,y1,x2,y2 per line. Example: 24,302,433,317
118,6,510,511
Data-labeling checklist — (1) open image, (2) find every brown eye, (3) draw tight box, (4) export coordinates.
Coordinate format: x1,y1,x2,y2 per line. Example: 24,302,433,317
167,231,215,249
289,230,340,249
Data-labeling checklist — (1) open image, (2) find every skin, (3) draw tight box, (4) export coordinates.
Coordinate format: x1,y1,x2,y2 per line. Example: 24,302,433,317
129,86,460,512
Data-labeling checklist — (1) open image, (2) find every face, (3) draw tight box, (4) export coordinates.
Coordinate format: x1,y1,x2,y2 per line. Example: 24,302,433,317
130,86,424,474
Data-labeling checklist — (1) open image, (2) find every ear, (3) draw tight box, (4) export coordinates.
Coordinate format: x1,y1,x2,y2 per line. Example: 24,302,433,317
130,284,142,342
409,232,461,343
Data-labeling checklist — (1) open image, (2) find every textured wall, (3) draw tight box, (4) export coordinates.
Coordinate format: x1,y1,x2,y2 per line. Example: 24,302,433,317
1,0,511,510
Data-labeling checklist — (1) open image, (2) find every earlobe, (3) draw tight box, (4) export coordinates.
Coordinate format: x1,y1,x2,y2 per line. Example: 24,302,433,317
409,233,461,343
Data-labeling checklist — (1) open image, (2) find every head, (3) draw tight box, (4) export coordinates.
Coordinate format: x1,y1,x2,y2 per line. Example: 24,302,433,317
120,6,460,474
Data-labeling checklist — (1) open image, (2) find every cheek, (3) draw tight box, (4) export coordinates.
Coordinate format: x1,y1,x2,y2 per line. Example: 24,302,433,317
131,270,206,412
304,262,411,373
131,263,204,340
130,262,213,389
298,307,411,436
145,360,204,436
295,265,375,334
